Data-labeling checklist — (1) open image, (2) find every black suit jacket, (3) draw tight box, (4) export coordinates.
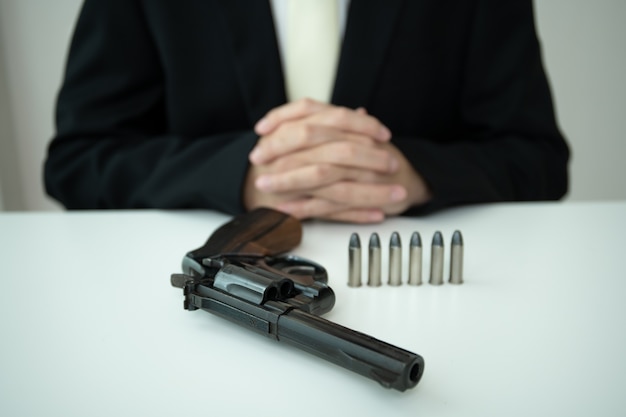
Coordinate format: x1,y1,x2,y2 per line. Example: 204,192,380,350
45,0,569,214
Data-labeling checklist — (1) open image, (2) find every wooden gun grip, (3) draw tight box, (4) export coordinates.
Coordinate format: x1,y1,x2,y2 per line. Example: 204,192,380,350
188,208,302,260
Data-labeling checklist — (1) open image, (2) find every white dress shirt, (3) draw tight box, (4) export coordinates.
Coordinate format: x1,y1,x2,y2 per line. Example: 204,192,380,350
269,0,350,65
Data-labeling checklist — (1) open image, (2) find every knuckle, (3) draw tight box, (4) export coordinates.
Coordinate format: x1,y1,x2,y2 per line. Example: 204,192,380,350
331,107,351,124
312,164,332,182
379,150,393,169
298,98,315,112
295,124,317,146
301,123,316,138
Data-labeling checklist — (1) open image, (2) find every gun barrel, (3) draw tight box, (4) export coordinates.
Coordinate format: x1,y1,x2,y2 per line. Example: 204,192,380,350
185,280,423,391
277,309,424,392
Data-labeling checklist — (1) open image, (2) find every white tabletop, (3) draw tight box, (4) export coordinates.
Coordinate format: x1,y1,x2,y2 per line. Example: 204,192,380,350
1,201,625,416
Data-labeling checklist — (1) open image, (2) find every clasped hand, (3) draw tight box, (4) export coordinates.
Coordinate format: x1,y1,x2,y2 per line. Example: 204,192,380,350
244,98,431,223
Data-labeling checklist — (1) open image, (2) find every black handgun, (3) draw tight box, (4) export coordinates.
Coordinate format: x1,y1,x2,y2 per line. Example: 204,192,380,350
171,208,424,391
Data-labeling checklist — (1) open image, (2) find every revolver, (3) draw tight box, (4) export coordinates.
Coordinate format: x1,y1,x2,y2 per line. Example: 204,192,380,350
171,208,424,391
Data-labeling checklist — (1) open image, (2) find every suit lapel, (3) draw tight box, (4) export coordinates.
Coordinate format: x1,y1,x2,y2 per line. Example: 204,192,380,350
215,0,286,124
333,0,406,108
215,0,405,118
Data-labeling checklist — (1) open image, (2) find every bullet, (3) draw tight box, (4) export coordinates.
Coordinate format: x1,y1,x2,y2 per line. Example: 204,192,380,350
449,230,464,285
348,233,362,287
408,232,423,286
368,233,382,287
388,232,402,286
429,231,444,285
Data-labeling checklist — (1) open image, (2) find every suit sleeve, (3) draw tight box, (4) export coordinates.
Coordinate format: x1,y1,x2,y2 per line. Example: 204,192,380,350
44,0,256,213
395,0,569,214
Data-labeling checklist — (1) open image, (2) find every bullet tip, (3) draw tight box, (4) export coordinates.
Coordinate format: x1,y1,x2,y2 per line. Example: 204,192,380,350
410,231,422,247
432,231,443,246
452,230,463,246
368,232,381,248
390,231,401,247
349,232,361,249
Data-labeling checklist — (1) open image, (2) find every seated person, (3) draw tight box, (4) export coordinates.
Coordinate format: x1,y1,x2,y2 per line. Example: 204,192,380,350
44,0,569,223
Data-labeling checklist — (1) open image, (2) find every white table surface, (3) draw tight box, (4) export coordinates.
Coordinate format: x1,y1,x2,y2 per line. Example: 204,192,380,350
1,201,625,416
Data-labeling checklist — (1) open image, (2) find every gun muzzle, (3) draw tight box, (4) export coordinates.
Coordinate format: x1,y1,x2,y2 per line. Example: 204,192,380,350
277,309,424,392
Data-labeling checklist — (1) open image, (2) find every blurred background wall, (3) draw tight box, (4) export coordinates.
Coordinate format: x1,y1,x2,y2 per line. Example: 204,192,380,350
0,0,625,211
0,0,83,211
